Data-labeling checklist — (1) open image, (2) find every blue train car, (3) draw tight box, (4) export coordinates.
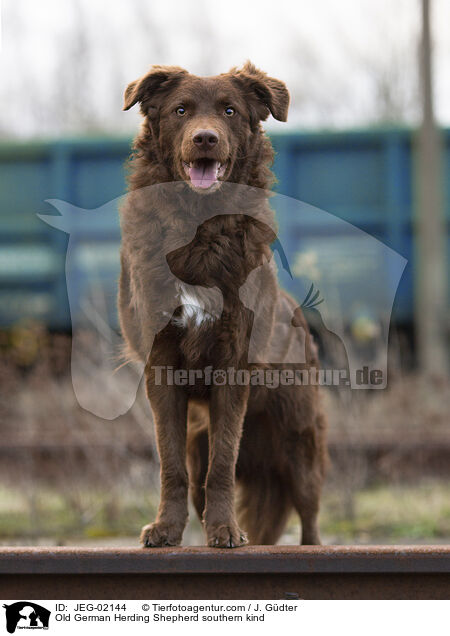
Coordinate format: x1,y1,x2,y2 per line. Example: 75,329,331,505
0,129,448,330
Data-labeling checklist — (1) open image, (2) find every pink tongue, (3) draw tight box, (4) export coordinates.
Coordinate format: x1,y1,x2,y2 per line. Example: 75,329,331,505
189,161,219,189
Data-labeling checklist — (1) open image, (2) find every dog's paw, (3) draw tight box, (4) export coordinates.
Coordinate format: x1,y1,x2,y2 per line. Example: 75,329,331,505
206,524,248,549
140,522,183,548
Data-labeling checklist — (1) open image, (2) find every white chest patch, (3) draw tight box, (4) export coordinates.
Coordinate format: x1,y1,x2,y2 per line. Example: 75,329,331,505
173,283,222,328
178,285,209,326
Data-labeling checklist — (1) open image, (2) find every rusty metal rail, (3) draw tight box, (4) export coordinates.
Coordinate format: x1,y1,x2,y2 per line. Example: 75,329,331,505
0,546,449,599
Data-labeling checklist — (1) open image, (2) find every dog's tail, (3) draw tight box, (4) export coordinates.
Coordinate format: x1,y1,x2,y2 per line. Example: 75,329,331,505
236,473,292,545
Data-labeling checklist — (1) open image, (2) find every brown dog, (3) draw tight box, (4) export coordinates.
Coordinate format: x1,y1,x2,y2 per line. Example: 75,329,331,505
119,62,327,548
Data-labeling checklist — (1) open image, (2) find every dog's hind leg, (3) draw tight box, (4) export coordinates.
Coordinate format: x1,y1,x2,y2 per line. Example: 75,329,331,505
186,404,209,521
288,413,327,545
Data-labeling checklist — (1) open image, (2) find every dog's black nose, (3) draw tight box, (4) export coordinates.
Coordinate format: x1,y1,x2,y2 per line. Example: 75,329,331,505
192,129,219,149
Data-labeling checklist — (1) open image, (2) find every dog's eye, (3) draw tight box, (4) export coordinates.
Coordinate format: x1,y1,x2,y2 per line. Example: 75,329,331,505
224,106,235,117
176,106,187,116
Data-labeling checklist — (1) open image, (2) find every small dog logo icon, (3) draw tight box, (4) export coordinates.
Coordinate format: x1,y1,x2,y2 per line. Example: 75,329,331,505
3,602,50,634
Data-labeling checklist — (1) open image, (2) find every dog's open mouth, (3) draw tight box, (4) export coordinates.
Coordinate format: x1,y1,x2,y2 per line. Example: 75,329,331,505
183,159,227,189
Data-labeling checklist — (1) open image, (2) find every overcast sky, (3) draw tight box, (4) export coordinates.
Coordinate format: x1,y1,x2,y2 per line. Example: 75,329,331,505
1,0,449,137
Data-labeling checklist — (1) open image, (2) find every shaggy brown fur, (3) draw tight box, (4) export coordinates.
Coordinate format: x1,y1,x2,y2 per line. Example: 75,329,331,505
119,62,327,548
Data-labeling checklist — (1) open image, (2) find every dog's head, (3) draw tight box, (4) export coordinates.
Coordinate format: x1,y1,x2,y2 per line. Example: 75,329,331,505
123,62,289,192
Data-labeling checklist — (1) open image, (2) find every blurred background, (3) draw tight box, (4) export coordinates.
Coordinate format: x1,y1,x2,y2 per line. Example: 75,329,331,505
0,0,448,546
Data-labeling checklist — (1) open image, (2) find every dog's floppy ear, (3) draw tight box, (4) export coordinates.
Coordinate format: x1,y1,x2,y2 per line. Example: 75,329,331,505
230,61,289,123
123,65,188,111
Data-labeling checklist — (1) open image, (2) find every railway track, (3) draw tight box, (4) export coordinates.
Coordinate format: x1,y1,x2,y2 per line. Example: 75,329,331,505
0,546,449,599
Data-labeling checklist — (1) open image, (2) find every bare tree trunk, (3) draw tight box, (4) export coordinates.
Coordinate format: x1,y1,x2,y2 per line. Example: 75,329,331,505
414,0,448,375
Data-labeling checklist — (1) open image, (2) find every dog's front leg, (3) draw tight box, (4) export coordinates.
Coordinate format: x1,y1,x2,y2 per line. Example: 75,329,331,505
141,349,188,547
204,383,249,548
